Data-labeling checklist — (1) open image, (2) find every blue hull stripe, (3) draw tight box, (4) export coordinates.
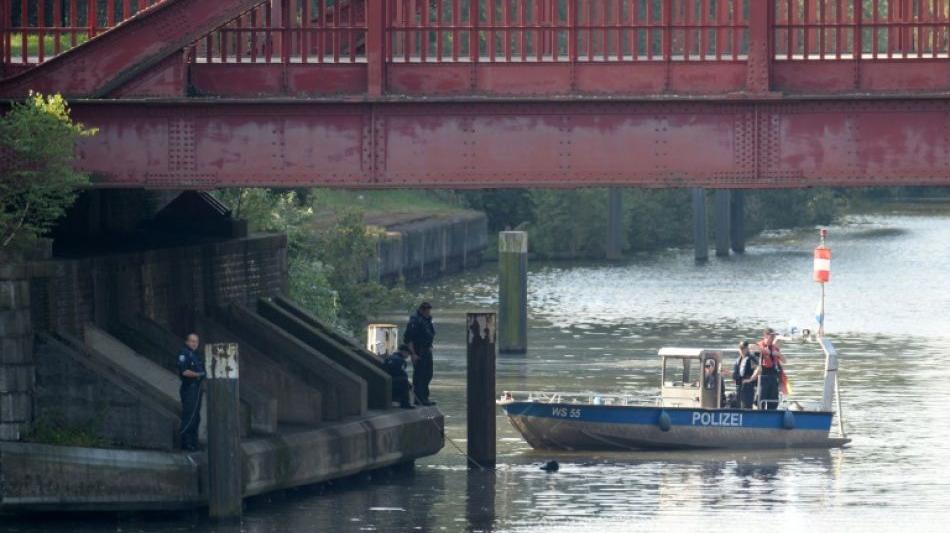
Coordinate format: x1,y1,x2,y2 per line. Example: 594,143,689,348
503,402,833,431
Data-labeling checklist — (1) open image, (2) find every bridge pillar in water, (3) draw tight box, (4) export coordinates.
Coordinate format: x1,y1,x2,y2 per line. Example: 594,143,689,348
730,190,746,254
498,231,527,353
692,188,708,262
714,190,731,257
606,188,624,261
466,312,496,469
205,343,242,521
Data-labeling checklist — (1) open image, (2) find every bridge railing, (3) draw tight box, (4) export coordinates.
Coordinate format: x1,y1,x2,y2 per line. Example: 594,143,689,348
386,0,750,63
774,0,950,60
1,1,168,69
191,0,368,64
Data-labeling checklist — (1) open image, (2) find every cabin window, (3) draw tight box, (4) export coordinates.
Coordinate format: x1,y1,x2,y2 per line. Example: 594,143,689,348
663,357,700,388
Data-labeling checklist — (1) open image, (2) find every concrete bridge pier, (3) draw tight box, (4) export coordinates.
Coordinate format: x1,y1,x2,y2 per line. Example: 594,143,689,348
606,188,624,261
692,188,708,262
730,190,746,253
715,190,732,257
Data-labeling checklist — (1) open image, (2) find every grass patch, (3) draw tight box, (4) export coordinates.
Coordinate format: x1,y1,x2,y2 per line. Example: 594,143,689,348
26,415,107,448
310,189,469,218
6,32,89,59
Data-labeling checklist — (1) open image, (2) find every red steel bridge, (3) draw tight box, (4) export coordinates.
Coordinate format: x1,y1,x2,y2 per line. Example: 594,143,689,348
1,0,949,189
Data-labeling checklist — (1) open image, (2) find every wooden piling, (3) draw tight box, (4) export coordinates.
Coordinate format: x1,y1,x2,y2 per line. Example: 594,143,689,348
466,312,496,469
730,190,746,253
498,231,527,353
715,189,731,257
692,188,709,262
205,343,242,521
606,187,623,261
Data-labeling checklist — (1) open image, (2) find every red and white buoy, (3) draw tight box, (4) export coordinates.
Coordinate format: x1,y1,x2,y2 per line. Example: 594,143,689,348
813,228,831,284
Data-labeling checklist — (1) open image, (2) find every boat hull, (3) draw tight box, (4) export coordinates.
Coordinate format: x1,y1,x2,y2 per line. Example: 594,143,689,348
502,402,849,451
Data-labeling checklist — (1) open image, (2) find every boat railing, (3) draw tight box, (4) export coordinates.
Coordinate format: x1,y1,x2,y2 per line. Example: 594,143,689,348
498,390,660,407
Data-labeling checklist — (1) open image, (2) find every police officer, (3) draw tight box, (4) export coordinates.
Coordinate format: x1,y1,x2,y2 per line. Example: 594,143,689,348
404,302,436,406
177,333,205,451
754,328,785,410
733,341,758,409
382,344,414,409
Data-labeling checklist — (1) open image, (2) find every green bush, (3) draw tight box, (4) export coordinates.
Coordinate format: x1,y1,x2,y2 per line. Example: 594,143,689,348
0,93,95,252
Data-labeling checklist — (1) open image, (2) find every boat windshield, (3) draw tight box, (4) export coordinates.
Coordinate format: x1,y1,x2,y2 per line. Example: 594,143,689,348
663,356,701,389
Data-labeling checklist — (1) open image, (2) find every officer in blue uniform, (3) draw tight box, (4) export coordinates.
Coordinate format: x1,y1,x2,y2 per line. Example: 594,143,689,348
382,344,414,409
404,302,436,406
177,333,205,451
733,341,758,409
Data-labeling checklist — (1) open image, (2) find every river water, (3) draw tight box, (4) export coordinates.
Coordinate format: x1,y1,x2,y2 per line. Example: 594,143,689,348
5,205,950,532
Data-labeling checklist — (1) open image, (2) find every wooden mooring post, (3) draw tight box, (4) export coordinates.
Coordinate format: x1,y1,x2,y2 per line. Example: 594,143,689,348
205,342,242,521
498,231,527,353
466,312,496,469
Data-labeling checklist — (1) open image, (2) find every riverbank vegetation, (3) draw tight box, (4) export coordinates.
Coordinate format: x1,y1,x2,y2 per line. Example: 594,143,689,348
211,186,940,334
0,93,95,254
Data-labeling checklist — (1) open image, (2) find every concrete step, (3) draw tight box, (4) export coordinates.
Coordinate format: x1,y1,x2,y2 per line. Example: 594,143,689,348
220,304,367,421
194,315,322,426
108,317,279,435
258,298,392,410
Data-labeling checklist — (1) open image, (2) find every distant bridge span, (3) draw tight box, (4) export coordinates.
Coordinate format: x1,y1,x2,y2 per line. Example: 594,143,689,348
69,96,950,189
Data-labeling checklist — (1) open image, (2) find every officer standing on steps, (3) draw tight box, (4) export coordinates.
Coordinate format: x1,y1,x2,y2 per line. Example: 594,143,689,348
404,302,436,406
177,333,205,451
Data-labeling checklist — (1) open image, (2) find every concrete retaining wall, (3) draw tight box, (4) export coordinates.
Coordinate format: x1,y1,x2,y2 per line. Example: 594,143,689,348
373,211,488,285
33,334,180,451
0,407,443,511
0,262,34,441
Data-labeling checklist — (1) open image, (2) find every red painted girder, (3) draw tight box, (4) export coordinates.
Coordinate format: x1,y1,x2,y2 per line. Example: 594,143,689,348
0,0,263,98
64,98,950,189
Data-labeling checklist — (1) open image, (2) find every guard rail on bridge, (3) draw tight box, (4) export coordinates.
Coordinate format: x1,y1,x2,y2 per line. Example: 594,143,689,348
3,1,949,96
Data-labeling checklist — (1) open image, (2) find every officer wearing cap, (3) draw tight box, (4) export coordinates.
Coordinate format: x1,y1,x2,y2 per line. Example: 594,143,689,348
177,333,205,451
404,302,436,406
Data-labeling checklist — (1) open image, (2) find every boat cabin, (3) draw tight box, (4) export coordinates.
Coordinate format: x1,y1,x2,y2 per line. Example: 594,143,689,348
659,347,737,408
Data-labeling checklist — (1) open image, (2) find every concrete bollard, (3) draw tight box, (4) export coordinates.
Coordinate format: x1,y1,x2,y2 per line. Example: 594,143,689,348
466,312,496,469
498,231,527,353
730,190,746,253
366,323,399,357
692,188,709,262
714,189,731,257
606,187,624,261
205,343,242,521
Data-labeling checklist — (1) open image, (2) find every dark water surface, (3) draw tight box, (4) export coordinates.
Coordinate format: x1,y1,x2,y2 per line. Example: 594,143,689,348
4,206,950,532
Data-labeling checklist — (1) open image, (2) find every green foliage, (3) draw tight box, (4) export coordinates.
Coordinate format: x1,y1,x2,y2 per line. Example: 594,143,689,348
27,412,106,448
626,189,695,251
314,211,412,332
528,189,608,258
214,188,412,334
0,93,96,252
460,189,535,232
745,189,840,235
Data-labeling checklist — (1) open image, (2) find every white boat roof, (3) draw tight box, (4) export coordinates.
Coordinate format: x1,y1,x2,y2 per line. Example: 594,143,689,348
658,347,737,357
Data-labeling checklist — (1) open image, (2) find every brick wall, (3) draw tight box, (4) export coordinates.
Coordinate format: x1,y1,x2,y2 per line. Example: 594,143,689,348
29,233,287,339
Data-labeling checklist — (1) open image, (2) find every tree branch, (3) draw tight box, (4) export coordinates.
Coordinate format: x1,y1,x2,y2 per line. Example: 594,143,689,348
1,200,31,248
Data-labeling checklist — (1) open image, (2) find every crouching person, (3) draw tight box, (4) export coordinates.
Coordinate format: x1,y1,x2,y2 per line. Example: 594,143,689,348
383,344,415,409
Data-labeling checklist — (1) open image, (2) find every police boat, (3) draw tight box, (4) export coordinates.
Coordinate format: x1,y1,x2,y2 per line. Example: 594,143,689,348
498,340,850,451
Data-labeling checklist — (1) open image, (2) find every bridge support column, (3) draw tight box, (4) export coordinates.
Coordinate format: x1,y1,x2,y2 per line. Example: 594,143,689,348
730,190,746,254
498,232,527,353
467,312,496,469
692,188,708,262
714,190,731,257
606,188,623,261
205,343,242,521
